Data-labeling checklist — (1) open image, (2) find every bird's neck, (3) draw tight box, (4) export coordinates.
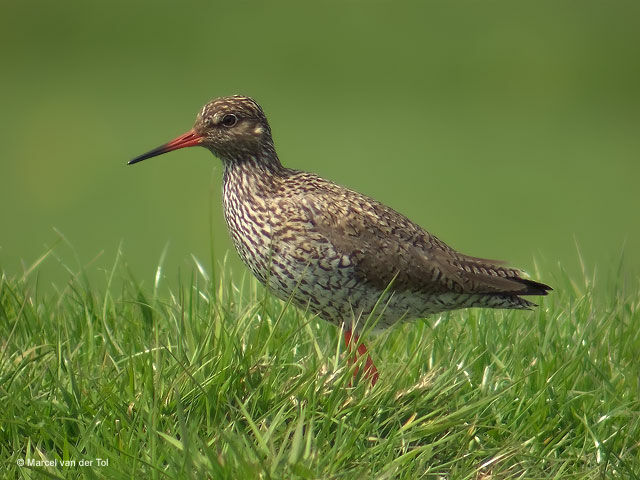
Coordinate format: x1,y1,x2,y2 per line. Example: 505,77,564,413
222,147,285,195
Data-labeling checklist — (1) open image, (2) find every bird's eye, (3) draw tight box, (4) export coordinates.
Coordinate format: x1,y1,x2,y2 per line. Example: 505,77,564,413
221,114,238,127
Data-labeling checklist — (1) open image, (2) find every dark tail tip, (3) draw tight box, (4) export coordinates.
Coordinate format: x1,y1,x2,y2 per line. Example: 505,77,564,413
517,278,553,296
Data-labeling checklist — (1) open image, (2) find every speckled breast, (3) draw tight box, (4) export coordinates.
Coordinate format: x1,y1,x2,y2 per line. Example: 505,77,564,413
223,166,375,325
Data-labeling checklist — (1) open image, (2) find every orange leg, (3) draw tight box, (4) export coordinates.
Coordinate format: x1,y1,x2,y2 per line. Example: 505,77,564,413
344,330,379,386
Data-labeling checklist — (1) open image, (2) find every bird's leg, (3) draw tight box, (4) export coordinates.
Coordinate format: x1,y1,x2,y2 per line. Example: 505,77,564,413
343,330,379,386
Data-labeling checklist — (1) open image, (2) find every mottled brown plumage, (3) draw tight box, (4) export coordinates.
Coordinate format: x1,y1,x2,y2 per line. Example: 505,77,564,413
130,95,551,385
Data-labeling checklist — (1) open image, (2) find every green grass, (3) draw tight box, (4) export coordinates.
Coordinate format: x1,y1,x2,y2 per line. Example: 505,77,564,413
1,249,639,479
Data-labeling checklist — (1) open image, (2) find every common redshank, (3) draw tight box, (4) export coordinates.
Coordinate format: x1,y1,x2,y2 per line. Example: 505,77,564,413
129,95,551,386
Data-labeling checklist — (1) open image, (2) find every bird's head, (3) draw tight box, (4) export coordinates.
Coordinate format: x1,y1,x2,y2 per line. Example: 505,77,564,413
129,95,274,165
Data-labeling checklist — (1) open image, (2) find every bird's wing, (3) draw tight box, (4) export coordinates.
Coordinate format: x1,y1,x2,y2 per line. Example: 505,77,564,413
276,181,549,297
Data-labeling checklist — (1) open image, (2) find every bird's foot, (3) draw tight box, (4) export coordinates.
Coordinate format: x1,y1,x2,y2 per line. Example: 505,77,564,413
344,330,379,386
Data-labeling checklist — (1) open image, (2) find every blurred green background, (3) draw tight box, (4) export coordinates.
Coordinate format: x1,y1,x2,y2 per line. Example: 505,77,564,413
1,1,639,288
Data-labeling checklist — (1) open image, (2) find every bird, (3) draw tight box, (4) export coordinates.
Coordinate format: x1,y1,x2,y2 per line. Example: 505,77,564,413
129,95,551,386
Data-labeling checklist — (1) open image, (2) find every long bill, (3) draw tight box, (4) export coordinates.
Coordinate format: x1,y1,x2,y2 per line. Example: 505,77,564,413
128,129,203,165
